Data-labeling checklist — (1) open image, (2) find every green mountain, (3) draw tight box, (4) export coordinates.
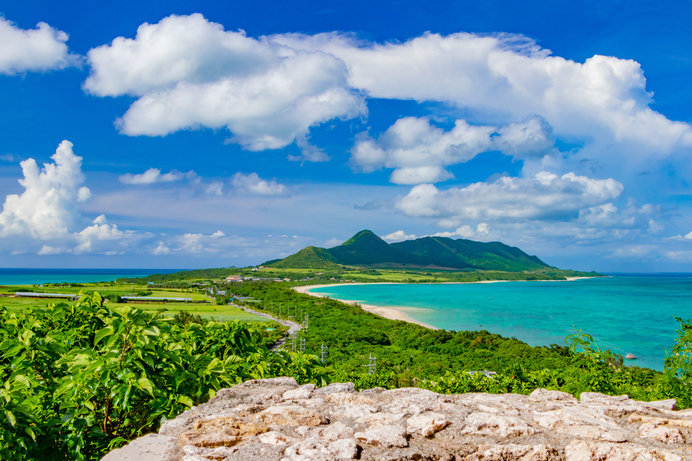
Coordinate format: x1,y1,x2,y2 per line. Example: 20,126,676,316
270,246,341,269
392,236,547,271
267,230,550,271
327,230,414,265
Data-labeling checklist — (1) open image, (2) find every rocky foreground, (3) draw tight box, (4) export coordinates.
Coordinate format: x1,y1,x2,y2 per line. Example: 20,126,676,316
104,377,691,461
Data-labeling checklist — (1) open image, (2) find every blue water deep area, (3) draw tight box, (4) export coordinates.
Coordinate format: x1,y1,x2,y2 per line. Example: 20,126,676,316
0,268,178,286
310,275,692,370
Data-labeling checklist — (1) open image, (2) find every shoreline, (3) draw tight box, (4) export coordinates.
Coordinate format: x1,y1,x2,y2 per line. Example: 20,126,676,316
293,276,596,330
293,283,439,330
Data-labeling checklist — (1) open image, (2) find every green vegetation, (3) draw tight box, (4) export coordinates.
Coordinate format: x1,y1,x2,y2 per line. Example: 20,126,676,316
229,282,690,408
2,274,688,460
393,236,547,271
664,317,692,401
271,246,341,269
0,292,323,460
0,283,265,322
265,229,552,271
128,265,597,285
327,229,412,266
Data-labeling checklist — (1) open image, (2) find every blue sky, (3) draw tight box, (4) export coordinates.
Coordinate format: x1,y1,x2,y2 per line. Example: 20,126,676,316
1,0,691,271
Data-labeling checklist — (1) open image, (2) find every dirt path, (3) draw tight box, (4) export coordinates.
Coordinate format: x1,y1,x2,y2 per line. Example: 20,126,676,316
232,303,302,350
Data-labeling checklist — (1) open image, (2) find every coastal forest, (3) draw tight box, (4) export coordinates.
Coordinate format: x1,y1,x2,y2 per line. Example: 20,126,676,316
0,274,690,460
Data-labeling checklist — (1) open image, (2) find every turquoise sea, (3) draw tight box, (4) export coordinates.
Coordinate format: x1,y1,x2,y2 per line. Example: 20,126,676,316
309,275,692,371
0,268,177,286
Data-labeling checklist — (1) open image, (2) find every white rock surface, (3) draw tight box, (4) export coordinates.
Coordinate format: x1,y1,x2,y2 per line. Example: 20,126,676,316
103,378,692,461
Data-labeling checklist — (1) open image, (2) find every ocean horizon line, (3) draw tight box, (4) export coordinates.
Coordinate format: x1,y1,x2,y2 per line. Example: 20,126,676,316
0,268,691,276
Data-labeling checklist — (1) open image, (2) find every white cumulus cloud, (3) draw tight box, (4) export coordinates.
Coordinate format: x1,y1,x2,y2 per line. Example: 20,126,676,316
278,32,692,157
151,241,170,255
176,230,227,254
84,14,365,157
381,230,418,242
0,140,90,239
119,168,191,184
397,171,623,221
205,181,224,196
352,116,554,184
431,223,491,239
0,17,78,74
432,226,476,239
231,172,286,196
0,141,147,255
74,215,137,254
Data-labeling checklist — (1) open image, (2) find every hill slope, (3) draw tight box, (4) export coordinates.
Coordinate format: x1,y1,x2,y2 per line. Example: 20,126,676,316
392,236,547,271
326,230,417,266
266,230,550,271
270,246,341,269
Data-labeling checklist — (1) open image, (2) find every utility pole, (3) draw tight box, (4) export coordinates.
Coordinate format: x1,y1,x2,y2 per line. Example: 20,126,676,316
321,343,328,364
363,354,377,375
303,312,309,330
300,336,305,353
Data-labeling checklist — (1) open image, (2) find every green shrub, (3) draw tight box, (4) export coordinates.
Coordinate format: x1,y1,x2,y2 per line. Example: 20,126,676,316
663,317,692,408
0,292,325,460
172,310,204,326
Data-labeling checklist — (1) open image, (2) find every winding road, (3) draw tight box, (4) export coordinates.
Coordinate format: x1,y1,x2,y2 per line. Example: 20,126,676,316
231,303,302,350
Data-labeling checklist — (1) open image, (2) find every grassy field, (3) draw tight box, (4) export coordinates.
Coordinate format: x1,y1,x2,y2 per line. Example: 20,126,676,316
257,266,597,283
0,283,268,322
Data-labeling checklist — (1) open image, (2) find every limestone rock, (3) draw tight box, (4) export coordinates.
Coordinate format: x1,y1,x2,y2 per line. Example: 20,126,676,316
312,382,354,396
354,424,408,448
462,411,535,437
282,384,315,401
329,437,358,459
311,421,355,441
105,378,692,461
254,404,327,427
406,412,451,436
465,443,560,461
529,388,577,403
258,431,295,446
638,422,687,444
102,434,177,461
564,440,685,461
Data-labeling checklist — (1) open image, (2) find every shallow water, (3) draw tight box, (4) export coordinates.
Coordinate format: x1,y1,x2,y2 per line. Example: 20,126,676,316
310,275,692,370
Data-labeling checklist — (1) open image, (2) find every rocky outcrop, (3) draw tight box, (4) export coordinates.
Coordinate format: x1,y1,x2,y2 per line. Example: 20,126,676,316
103,378,692,461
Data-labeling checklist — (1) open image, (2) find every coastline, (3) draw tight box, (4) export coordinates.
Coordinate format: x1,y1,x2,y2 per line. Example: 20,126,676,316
293,276,595,331
293,283,439,330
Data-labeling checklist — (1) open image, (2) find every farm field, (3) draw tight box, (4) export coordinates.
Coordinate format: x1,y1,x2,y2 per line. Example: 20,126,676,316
0,283,268,322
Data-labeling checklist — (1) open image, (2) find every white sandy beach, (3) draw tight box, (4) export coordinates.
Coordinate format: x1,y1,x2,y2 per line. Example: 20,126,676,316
293,276,595,330
293,283,438,329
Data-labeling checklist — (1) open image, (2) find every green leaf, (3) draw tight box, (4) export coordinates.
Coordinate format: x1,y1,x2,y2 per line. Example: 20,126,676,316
178,395,193,408
206,357,222,373
137,377,154,397
4,410,16,427
143,326,160,337
13,374,31,389
94,326,114,346
3,344,24,358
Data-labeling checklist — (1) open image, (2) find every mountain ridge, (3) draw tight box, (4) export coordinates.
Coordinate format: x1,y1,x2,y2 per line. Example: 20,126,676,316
266,230,550,271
